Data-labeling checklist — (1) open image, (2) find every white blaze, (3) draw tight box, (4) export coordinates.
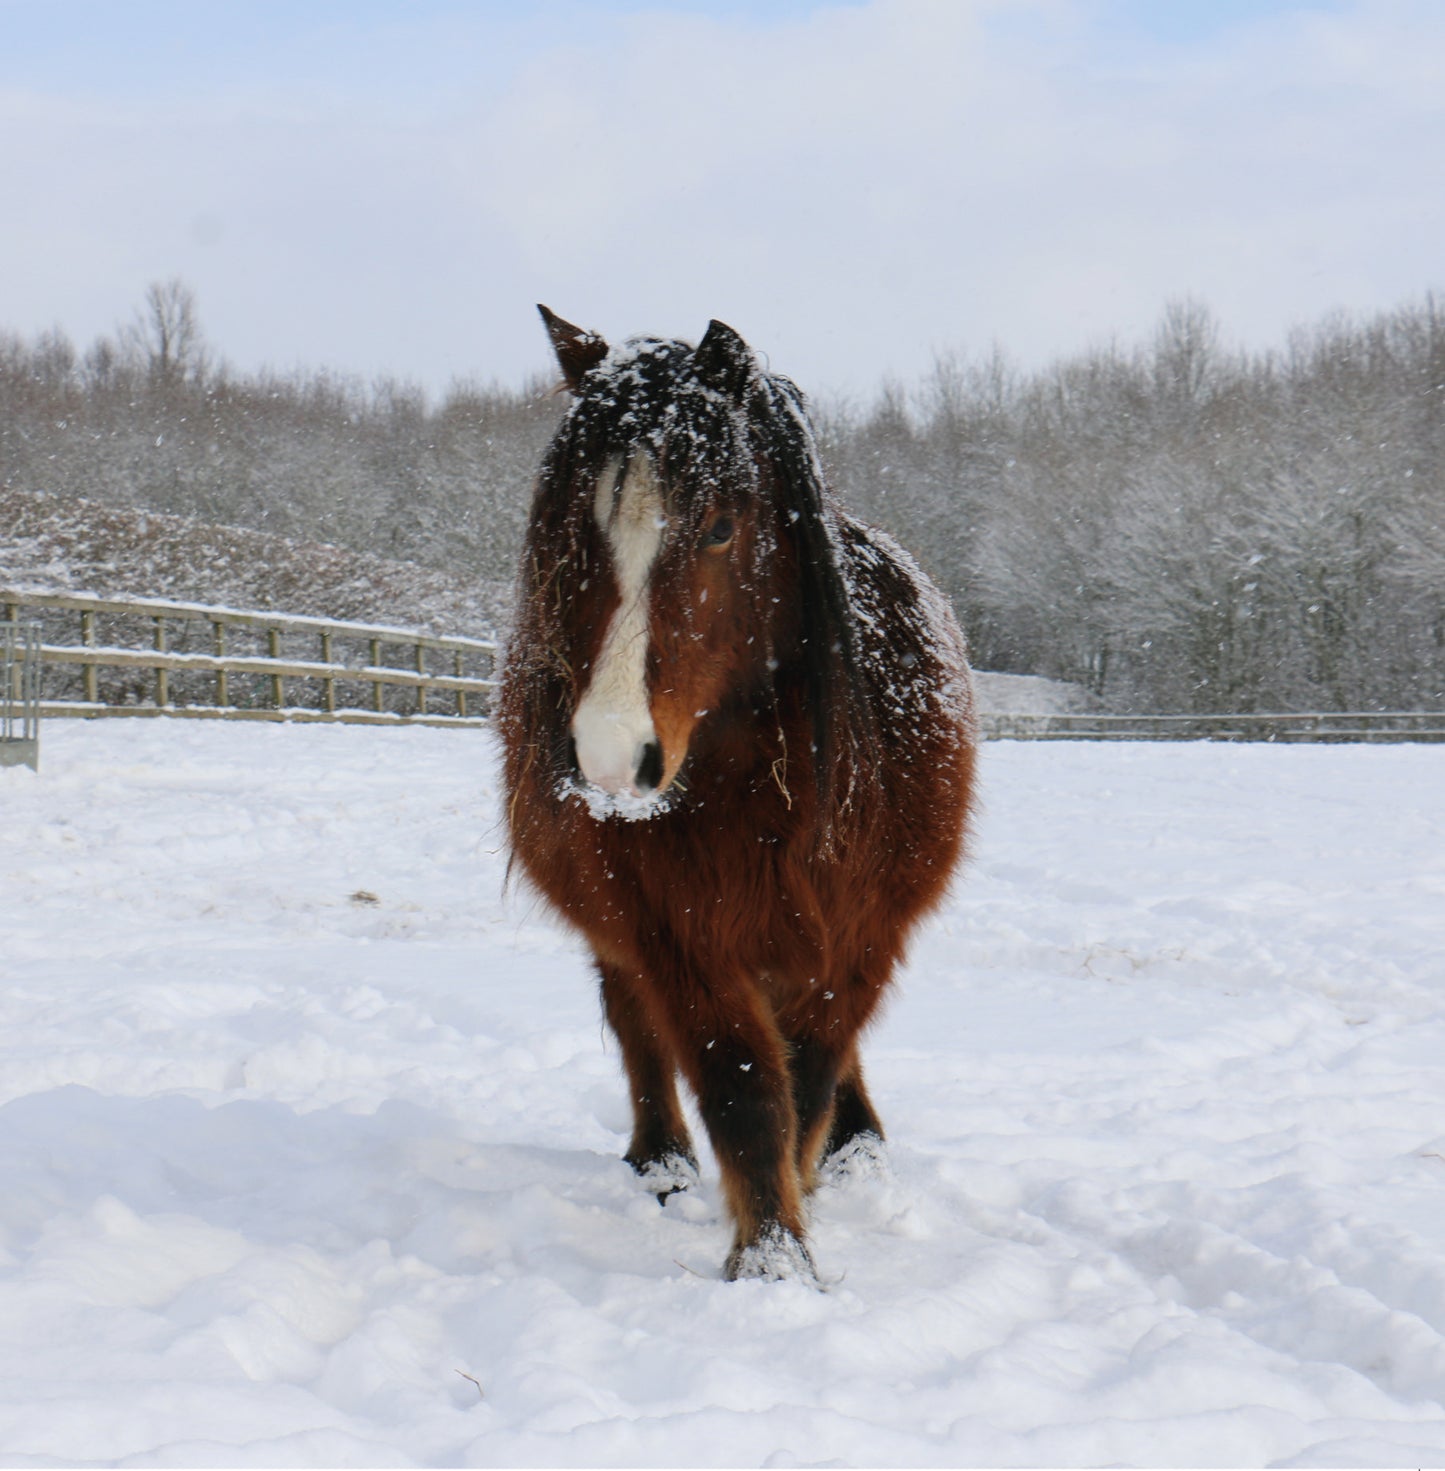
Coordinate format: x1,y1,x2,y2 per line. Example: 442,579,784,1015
572,455,665,795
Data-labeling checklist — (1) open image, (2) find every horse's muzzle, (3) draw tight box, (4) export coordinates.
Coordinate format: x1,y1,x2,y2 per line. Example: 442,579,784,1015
571,706,666,799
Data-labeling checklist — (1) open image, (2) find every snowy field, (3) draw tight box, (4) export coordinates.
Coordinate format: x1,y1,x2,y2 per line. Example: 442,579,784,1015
3,719,1445,1468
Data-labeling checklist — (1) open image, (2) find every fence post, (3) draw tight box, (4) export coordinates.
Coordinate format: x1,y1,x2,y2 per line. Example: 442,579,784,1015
415,642,427,715
82,609,98,703
153,617,170,707
4,602,18,708
213,621,229,706
1,622,40,771
370,638,384,713
268,628,284,709
321,630,336,713
454,649,466,718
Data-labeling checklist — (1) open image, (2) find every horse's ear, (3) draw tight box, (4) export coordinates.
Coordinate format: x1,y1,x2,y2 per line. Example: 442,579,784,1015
693,319,754,398
538,305,608,392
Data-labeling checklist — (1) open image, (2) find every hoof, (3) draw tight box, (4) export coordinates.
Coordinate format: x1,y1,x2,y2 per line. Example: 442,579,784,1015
821,1130,887,1186
630,1150,699,1204
725,1222,818,1284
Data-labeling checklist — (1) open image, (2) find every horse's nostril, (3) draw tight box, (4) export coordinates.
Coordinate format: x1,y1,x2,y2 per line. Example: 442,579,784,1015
636,740,664,792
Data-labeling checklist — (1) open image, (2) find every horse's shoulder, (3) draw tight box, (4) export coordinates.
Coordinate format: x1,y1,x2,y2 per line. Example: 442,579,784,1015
837,517,963,652
833,513,974,734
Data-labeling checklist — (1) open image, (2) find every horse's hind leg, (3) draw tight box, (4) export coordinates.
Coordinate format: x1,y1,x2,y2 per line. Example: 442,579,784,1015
789,1039,882,1188
824,1050,885,1160
597,961,697,1198
788,1032,886,1190
787,1033,844,1191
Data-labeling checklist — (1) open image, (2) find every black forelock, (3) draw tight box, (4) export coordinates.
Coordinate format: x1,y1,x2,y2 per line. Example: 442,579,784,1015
553,337,750,506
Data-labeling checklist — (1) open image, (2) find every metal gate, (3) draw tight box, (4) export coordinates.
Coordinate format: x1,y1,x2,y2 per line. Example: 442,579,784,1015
1,621,40,770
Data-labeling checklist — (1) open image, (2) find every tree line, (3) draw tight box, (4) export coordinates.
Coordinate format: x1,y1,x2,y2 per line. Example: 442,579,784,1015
825,295,1445,712
3,280,1442,712
0,280,559,592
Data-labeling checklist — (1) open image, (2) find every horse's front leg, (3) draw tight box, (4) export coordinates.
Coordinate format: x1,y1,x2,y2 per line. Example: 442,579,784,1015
597,959,697,1199
642,952,813,1281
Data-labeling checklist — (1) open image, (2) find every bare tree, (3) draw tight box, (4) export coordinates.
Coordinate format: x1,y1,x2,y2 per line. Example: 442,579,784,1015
1151,296,1220,415
121,278,209,387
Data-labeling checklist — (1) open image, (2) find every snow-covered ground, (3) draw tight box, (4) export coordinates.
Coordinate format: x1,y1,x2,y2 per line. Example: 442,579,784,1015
970,670,1100,715
3,720,1444,1467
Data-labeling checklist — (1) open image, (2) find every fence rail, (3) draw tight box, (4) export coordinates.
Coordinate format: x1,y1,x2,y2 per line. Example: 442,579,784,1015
7,587,1443,743
2,588,499,727
978,711,1445,743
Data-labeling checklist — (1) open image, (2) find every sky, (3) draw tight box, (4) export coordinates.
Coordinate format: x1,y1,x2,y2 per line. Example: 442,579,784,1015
2,0,1442,404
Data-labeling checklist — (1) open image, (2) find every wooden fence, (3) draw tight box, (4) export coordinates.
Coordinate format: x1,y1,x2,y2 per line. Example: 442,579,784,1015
6,588,1443,742
978,711,1445,743
2,589,498,727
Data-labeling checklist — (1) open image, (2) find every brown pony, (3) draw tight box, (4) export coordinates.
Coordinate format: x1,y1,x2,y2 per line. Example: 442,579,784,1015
499,308,976,1281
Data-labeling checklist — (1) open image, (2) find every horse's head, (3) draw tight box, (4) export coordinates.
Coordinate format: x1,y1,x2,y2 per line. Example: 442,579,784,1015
528,307,835,812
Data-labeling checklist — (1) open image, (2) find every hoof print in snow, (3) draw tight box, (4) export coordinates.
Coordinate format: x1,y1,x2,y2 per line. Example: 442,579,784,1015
348,889,381,907
725,1224,819,1286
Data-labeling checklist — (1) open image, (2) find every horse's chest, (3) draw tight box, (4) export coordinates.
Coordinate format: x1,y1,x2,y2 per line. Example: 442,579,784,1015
553,813,815,959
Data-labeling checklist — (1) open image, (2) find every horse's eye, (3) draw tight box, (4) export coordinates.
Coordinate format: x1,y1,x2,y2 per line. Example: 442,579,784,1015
704,516,735,548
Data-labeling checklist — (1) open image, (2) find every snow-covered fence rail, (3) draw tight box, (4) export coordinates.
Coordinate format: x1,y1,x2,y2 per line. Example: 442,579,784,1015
1,589,498,727
979,711,1445,743
10,587,1439,742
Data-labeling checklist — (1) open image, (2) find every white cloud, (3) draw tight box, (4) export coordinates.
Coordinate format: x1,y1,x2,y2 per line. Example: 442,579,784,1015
1,0,1442,402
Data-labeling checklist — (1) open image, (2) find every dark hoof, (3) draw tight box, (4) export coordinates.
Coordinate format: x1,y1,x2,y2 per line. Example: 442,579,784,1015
628,1149,699,1203
725,1222,818,1284
821,1130,887,1186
